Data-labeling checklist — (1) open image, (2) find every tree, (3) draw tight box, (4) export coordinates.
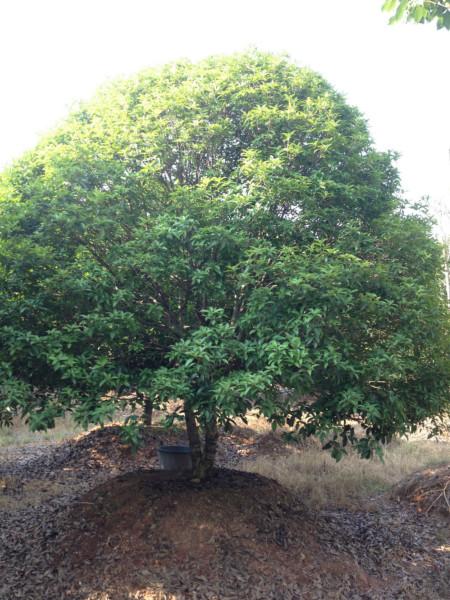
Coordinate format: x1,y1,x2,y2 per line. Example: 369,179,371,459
383,0,450,29
431,198,450,305
1,52,449,479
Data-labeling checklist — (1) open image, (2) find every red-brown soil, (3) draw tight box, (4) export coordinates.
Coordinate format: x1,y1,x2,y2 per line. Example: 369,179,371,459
56,469,323,598
1,425,449,600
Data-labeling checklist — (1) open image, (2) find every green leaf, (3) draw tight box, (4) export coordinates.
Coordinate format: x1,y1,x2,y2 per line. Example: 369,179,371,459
382,0,398,11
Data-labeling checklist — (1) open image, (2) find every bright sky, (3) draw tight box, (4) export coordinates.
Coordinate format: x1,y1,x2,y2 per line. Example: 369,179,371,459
1,0,449,229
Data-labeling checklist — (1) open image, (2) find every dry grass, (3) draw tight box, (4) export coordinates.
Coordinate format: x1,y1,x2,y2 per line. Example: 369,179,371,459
0,405,154,448
0,408,169,448
0,414,84,448
2,409,449,513
241,436,450,510
0,407,263,450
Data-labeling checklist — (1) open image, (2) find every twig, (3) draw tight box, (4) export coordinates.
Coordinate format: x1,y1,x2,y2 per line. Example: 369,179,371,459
442,481,450,512
425,480,450,514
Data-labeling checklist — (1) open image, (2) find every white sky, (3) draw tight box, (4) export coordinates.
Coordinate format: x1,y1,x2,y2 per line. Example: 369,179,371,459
1,0,449,229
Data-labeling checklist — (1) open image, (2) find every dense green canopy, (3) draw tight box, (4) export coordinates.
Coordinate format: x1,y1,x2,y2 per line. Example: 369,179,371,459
1,52,449,475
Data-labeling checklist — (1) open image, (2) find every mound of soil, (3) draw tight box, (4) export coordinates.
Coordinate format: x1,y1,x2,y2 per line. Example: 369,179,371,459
0,424,287,485
54,469,376,599
1,426,449,599
1,425,179,480
392,464,450,517
0,424,289,518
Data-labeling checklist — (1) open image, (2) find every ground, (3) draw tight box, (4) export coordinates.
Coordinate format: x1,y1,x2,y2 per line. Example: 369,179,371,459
0,418,449,600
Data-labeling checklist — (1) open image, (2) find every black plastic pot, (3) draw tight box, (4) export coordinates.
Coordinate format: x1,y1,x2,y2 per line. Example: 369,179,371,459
158,445,193,471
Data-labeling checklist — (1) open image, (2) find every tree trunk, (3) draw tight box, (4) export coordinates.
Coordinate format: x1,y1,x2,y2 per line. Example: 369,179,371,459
185,405,203,477
203,417,218,475
143,398,153,428
137,392,153,428
184,406,218,480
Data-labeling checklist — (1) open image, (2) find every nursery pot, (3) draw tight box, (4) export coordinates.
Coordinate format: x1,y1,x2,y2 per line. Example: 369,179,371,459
158,445,193,471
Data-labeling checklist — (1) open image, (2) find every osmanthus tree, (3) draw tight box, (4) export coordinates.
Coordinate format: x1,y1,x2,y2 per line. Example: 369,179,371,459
0,52,449,478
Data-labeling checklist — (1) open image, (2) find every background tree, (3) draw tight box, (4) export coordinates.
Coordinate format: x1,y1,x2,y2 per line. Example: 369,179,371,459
431,197,450,305
383,0,450,29
1,52,449,478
